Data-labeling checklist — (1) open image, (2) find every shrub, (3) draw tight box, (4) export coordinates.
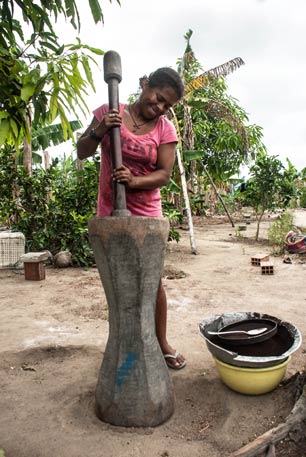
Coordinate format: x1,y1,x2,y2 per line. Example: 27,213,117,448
268,211,294,255
162,200,183,242
300,188,306,208
0,152,100,267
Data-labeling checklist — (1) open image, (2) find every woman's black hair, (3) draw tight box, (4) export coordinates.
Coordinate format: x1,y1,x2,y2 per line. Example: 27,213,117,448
144,67,184,100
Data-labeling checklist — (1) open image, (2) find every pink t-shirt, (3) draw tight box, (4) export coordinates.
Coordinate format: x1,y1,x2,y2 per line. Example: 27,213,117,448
93,103,178,217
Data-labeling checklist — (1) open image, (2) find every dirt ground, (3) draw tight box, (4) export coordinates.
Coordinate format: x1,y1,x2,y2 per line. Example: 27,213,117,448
1,214,306,457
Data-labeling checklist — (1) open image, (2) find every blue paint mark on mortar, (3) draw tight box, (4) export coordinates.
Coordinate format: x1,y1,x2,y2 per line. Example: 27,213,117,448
115,352,139,387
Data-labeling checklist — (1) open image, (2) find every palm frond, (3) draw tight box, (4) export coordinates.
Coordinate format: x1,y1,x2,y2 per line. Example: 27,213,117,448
204,57,245,79
185,57,245,94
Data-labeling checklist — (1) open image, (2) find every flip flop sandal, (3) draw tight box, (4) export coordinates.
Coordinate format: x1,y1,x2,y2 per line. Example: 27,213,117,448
164,351,186,370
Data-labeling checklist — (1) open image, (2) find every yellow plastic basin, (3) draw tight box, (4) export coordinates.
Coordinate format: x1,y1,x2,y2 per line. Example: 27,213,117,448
213,356,291,395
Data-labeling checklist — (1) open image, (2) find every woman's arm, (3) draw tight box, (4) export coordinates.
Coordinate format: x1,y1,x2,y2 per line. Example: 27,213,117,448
112,142,176,190
76,110,121,160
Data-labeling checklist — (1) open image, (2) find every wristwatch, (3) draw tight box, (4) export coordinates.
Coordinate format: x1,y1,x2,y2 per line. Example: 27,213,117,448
89,128,103,141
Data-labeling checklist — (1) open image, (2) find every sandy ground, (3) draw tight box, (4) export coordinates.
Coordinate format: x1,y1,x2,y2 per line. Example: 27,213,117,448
0,214,306,457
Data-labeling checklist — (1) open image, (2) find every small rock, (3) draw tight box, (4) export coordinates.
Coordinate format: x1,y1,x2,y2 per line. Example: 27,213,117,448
53,251,72,268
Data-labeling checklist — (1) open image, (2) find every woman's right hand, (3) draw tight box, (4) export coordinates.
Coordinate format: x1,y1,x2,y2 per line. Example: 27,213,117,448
77,110,122,160
99,109,122,133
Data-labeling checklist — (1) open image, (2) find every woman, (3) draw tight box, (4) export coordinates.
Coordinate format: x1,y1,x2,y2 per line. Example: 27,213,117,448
77,67,186,369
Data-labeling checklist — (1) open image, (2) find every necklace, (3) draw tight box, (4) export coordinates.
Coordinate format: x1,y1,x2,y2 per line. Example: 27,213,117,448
128,104,152,132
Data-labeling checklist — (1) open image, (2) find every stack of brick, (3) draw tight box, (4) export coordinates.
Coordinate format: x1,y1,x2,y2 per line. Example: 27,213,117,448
251,254,274,275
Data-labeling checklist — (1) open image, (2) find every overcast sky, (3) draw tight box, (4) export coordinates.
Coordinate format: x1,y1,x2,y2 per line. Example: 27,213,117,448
56,0,306,172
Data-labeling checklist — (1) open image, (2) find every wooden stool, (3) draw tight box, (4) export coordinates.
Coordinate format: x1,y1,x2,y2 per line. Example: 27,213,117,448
20,252,49,281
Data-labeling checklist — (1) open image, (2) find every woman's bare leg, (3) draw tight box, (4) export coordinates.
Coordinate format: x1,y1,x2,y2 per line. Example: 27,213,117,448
155,280,186,369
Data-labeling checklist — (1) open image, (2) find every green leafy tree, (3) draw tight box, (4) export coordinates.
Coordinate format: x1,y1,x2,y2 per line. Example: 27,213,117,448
279,158,300,207
0,0,119,172
0,145,18,225
242,152,297,240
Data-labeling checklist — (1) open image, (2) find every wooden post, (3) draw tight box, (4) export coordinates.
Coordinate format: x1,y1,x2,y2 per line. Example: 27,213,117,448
176,148,197,254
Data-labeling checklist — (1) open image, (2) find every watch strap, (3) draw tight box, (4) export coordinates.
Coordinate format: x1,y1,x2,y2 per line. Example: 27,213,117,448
89,129,103,141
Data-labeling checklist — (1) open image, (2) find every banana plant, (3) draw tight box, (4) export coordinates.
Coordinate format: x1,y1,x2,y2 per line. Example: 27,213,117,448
16,120,83,166
175,30,256,184
173,29,266,193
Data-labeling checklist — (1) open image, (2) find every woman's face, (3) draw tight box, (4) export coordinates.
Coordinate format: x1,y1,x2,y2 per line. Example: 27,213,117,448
138,83,179,120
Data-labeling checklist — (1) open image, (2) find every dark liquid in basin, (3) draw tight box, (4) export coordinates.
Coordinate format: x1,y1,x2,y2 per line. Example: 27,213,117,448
211,325,293,357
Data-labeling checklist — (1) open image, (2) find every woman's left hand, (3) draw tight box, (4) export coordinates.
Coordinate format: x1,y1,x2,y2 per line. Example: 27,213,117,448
113,165,136,188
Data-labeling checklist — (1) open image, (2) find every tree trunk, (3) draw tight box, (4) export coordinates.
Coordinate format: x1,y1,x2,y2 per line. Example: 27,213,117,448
23,113,32,175
203,166,235,227
176,148,197,254
44,150,50,170
11,154,20,226
77,158,84,183
255,211,265,241
182,100,196,193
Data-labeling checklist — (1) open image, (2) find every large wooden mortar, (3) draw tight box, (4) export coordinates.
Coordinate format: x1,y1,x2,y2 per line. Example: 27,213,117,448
89,216,174,427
